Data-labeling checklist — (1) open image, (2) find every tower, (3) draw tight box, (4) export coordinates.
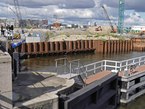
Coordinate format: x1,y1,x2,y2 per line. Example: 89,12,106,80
118,0,125,34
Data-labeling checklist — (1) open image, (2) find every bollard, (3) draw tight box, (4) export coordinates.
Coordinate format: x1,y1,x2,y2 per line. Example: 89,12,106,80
12,52,20,78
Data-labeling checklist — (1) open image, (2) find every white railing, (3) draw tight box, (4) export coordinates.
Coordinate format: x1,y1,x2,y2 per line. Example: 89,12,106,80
55,56,145,78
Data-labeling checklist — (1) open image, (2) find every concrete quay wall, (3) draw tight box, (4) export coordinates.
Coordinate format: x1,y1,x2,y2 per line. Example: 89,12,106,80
14,94,58,109
0,50,12,109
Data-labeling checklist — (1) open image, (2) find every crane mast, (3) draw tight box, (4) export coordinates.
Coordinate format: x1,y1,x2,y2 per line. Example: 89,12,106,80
118,0,125,34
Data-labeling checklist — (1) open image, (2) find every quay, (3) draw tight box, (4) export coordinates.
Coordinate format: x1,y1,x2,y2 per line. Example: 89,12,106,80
8,37,145,59
8,39,133,57
2,39,145,108
0,48,118,109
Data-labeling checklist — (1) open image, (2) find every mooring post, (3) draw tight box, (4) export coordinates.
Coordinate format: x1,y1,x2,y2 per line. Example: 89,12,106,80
12,52,20,78
104,60,106,70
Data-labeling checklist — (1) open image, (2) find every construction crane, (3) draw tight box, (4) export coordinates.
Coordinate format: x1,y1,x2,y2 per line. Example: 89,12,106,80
13,0,23,29
118,0,125,34
102,5,116,33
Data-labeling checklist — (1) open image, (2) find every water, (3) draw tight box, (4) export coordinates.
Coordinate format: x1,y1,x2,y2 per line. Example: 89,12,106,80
24,51,145,109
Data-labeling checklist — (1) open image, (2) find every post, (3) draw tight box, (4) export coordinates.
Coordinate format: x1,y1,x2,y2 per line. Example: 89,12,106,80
139,57,141,66
77,60,80,74
104,60,107,70
13,52,20,78
115,62,118,71
85,67,87,78
101,61,103,71
70,62,72,77
126,61,128,69
55,60,58,73
120,62,122,71
94,64,96,74
64,59,67,73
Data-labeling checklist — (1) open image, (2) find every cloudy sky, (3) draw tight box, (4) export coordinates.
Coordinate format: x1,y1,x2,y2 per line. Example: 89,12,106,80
1,0,145,26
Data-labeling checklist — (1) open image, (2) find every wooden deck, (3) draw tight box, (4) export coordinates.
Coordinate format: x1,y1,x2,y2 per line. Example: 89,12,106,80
119,64,145,77
84,70,111,85
83,64,145,85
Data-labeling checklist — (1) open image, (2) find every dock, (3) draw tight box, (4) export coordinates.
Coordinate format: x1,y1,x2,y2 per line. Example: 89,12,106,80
2,45,145,109
55,55,145,104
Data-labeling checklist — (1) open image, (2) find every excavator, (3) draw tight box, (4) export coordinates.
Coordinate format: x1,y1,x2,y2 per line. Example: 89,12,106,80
102,5,117,33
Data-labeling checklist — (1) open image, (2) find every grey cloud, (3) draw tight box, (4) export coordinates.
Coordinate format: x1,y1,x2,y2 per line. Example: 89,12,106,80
58,0,95,9
4,0,95,9
100,0,145,12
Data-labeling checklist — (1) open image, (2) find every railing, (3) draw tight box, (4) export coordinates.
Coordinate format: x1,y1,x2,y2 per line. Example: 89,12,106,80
55,58,69,74
55,55,145,78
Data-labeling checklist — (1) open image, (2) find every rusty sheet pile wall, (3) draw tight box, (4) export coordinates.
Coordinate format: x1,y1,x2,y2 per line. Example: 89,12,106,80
9,39,134,55
14,40,95,54
132,38,145,51
93,40,132,54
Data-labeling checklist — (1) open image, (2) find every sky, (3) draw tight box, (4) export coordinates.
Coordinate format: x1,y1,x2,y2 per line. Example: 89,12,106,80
1,0,145,26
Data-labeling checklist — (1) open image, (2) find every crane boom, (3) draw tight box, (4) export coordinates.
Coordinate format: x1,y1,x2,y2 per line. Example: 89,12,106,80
102,5,116,33
13,0,22,28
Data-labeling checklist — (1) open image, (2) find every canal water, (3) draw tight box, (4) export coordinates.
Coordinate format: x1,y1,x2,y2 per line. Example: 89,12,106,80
24,51,145,109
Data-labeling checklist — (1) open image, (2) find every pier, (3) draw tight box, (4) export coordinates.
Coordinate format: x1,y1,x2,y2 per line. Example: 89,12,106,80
55,55,145,104
2,44,145,109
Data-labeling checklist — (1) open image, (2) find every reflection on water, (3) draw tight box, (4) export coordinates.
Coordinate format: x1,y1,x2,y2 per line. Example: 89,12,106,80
24,52,145,71
24,51,145,109
118,95,145,109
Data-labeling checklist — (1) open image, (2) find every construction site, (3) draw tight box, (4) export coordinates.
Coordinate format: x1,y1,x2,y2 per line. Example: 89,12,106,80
1,0,145,109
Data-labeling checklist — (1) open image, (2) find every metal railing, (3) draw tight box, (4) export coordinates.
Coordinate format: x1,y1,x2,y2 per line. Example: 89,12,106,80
55,56,145,78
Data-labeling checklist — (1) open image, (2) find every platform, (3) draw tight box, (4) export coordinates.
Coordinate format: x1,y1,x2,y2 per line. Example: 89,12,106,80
13,71,74,109
84,70,111,85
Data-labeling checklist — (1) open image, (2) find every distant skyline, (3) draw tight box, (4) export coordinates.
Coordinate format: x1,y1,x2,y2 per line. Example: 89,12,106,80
1,0,145,26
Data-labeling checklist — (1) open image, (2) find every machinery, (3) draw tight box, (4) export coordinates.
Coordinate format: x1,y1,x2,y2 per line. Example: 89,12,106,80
101,0,125,34
13,0,22,27
13,0,24,34
11,39,25,49
102,5,117,33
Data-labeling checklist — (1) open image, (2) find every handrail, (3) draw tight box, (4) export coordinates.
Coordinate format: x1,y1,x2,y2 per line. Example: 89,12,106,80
55,55,145,78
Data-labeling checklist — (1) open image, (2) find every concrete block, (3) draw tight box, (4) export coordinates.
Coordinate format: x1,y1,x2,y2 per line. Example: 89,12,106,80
0,51,12,109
